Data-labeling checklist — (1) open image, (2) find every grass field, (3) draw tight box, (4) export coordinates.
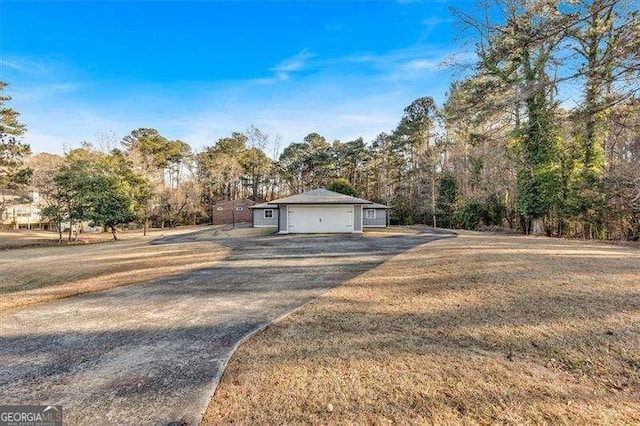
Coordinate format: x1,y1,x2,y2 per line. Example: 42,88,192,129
0,229,114,250
204,231,640,424
0,226,229,312
0,226,210,250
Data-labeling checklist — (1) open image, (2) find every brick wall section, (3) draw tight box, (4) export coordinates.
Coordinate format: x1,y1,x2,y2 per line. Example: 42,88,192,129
211,199,256,225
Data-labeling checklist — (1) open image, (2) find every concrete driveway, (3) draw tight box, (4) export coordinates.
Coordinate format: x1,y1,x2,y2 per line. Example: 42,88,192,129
0,229,452,424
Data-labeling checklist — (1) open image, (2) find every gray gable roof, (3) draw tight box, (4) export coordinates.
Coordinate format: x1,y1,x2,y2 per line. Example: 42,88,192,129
364,202,389,209
248,203,279,209
269,188,372,205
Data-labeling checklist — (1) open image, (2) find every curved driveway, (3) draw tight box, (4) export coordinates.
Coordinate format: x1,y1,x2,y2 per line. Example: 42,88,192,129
0,229,452,424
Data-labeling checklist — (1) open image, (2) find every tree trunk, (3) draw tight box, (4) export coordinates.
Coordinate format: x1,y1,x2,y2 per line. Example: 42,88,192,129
110,225,118,241
68,219,73,242
252,178,259,201
57,221,63,243
143,218,148,236
520,216,530,235
432,163,437,227
210,198,215,226
532,219,544,236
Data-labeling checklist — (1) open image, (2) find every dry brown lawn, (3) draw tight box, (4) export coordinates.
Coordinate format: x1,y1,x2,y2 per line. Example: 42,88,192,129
365,225,423,235
213,226,277,238
0,226,229,312
204,231,640,425
0,229,115,249
0,226,211,250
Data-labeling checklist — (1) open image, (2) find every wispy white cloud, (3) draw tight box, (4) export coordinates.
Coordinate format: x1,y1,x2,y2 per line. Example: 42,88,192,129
421,16,455,27
0,58,25,72
271,49,315,73
20,77,435,156
0,55,57,75
398,0,451,5
320,45,458,83
403,59,440,71
252,72,289,85
16,55,453,155
253,49,316,85
12,82,84,102
11,40,457,156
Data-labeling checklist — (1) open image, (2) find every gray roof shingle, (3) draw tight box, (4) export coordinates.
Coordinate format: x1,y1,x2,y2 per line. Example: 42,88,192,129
269,188,372,205
364,202,389,209
248,203,279,209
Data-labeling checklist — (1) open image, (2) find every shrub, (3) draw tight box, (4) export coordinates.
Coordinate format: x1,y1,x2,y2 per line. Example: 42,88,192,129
326,178,358,197
436,172,459,228
485,193,507,226
459,199,488,230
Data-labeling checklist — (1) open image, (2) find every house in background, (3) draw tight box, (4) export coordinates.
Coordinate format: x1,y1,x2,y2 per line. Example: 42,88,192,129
211,198,256,225
1,191,100,233
0,191,51,230
250,188,389,234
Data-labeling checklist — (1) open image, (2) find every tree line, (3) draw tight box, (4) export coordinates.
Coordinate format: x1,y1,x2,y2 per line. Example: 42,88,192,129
1,0,639,241
441,0,640,239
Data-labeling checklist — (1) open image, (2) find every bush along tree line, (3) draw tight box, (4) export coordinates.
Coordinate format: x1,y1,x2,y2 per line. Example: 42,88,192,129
2,1,639,241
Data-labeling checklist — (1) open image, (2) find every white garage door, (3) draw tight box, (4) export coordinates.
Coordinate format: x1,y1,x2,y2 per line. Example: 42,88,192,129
288,205,354,233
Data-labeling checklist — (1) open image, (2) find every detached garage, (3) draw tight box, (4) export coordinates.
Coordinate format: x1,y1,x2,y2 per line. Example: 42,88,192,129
288,205,355,233
250,188,388,234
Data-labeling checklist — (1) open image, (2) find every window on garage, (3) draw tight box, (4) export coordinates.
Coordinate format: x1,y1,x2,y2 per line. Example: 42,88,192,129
264,209,273,218
365,209,375,219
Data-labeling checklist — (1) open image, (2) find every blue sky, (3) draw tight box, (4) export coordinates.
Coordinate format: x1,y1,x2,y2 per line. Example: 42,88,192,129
1,0,476,156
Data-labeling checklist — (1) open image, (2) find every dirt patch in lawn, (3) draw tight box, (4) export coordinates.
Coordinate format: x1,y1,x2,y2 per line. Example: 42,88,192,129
204,231,640,424
1,227,228,312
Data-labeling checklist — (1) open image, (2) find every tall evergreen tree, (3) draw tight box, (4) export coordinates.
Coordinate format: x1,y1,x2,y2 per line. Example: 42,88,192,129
0,81,31,211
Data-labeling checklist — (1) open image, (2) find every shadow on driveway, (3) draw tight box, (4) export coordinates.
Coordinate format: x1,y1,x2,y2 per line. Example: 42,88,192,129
0,229,454,424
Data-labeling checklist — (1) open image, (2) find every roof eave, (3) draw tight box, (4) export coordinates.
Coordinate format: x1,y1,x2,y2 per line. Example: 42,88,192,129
274,201,370,205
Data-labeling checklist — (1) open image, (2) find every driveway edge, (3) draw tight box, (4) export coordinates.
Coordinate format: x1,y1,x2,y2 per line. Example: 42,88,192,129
191,231,456,425
192,293,327,425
